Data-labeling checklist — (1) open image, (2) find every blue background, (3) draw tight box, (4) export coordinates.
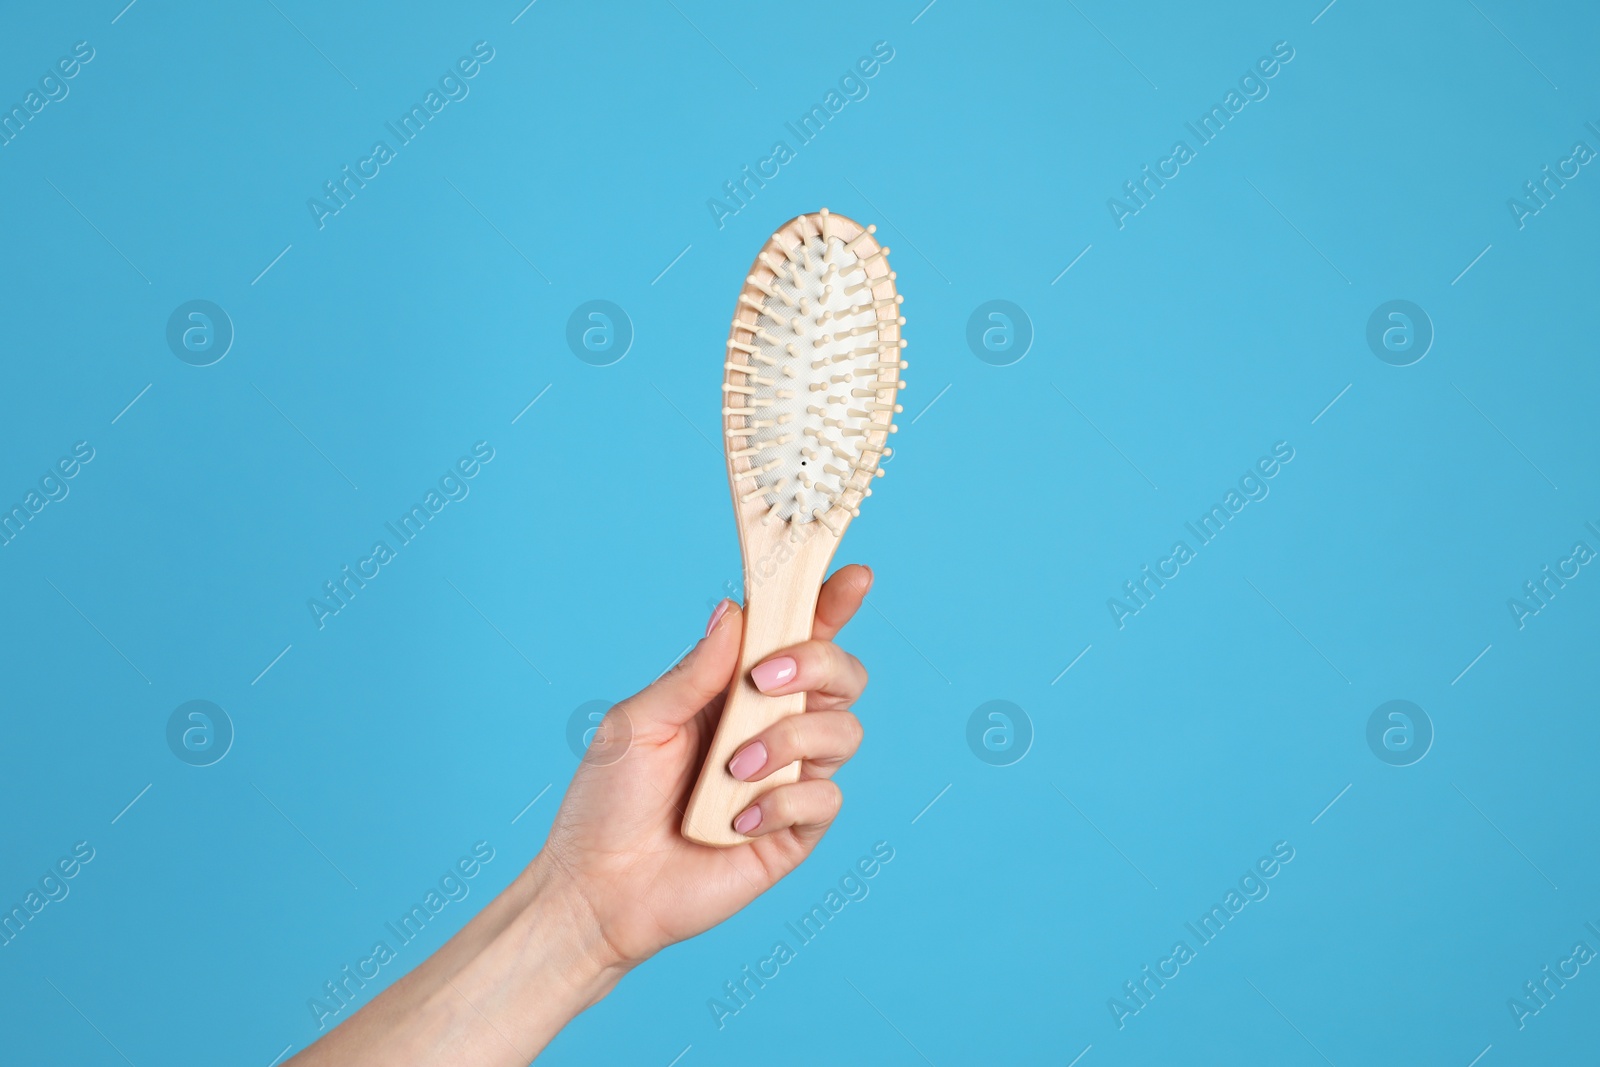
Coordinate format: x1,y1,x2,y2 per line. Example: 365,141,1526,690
2,1,1597,1064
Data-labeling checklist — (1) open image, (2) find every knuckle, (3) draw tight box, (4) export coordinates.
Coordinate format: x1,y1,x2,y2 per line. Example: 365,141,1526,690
821,782,844,817
844,714,865,749
772,715,804,755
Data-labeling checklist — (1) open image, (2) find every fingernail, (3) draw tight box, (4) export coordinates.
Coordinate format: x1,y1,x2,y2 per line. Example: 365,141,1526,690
728,742,767,782
705,599,731,637
751,656,797,693
733,805,762,835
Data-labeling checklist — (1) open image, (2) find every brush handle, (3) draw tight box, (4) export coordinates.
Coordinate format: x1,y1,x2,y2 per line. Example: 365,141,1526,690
681,574,824,847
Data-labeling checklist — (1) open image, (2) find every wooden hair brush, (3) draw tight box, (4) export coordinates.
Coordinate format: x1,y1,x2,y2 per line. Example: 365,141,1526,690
682,209,905,847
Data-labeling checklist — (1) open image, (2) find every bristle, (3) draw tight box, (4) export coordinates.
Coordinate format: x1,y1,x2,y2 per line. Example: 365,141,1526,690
844,225,877,254
724,363,775,385
742,476,785,504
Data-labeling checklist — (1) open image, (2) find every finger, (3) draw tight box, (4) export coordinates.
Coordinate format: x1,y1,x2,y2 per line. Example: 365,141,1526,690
810,564,872,643
732,779,843,844
727,710,864,783
624,599,742,731
748,639,868,712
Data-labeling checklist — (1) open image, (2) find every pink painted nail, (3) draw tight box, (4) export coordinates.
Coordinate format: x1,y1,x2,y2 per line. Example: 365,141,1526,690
733,805,762,835
728,742,767,782
751,656,797,693
705,599,731,636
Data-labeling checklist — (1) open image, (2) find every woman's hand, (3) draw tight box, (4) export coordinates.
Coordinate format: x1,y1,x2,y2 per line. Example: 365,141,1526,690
288,564,872,1066
542,563,874,970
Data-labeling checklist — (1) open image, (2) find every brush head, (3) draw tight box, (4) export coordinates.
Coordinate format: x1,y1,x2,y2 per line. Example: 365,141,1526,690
723,209,905,538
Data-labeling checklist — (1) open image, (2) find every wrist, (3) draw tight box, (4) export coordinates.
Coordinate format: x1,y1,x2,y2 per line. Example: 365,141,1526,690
503,851,634,1004
412,852,628,1061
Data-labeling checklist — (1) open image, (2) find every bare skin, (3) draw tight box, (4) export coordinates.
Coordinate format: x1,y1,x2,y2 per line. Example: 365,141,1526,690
290,564,874,1065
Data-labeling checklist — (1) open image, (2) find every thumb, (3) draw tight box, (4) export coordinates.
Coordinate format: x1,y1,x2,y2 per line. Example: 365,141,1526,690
627,599,742,730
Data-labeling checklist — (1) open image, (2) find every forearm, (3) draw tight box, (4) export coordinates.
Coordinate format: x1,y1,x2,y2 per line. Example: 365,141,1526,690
292,854,627,1066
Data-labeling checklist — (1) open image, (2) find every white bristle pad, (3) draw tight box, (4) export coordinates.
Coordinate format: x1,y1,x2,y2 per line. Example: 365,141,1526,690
724,215,904,528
